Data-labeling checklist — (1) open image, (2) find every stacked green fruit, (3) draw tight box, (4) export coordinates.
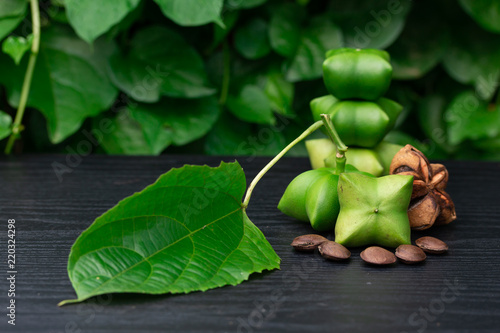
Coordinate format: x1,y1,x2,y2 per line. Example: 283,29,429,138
307,48,403,176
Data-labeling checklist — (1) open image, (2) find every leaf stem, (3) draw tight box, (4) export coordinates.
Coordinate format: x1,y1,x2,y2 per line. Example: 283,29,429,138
320,114,347,174
242,120,323,209
4,0,40,154
218,41,230,106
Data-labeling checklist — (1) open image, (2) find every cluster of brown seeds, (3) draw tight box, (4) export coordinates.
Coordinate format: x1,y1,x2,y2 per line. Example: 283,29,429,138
291,234,448,266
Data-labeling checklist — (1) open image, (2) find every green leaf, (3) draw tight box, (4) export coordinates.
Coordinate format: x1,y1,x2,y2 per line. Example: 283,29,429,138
204,113,252,155
0,0,27,41
0,25,118,143
418,94,456,154
2,34,32,65
154,0,223,26
65,0,142,43
0,110,12,140
130,96,220,147
268,3,303,57
227,85,273,124
60,162,280,305
96,110,154,155
442,20,500,101
234,18,271,60
329,0,412,49
99,97,220,155
264,72,294,116
459,0,500,33
286,16,343,82
108,26,215,102
388,5,447,80
227,0,267,9
213,11,239,49
444,91,500,145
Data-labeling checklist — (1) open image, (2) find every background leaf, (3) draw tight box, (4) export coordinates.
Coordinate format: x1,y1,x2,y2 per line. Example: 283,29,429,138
108,26,215,102
0,110,12,140
234,18,271,59
154,0,224,26
62,162,280,305
0,0,27,40
0,25,118,143
2,34,32,65
65,0,142,43
227,85,273,124
286,16,343,82
459,0,500,33
268,3,303,57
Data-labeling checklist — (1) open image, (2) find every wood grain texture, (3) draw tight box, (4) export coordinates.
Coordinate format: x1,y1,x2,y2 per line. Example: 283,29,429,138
0,155,499,332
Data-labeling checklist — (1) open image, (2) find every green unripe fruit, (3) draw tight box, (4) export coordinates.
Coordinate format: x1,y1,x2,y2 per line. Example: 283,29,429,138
305,174,341,231
374,141,404,175
324,147,384,176
277,168,333,222
323,48,392,100
335,173,413,248
331,101,390,148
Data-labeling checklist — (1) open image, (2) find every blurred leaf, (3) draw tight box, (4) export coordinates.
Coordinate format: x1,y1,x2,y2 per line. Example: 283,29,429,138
388,3,447,80
286,16,343,82
0,0,27,41
97,110,152,155
108,26,215,103
154,0,223,26
418,94,455,153
227,85,273,124
264,72,294,116
130,96,220,147
329,0,412,49
0,110,12,140
234,18,271,59
65,0,142,43
384,130,429,153
213,11,239,48
268,3,303,57
459,0,500,33
204,112,253,155
227,0,267,9
442,20,500,101
2,34,32,65
445,91,500,145
0,26,118,144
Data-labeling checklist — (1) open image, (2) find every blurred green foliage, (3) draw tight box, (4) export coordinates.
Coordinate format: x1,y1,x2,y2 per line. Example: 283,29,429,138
1,0,500,160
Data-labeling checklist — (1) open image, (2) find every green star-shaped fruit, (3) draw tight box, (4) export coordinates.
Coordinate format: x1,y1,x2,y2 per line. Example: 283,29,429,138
335,173,413,248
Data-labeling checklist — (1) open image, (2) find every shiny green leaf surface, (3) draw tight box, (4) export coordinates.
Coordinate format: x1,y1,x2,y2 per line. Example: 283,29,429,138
61,162,280,305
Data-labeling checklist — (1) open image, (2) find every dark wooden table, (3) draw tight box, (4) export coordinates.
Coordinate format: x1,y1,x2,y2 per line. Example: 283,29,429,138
1,155,499,333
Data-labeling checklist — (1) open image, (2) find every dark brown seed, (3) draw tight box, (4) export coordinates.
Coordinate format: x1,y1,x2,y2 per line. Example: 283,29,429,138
318,241,351,261
291,234,328,252
415,236,448,254
360,246,396,265
395,244,426,264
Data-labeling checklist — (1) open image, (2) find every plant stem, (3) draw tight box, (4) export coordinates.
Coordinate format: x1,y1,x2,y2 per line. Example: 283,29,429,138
4,0,40,155
320,114,347,174
242,120,323,209
218,41,230,106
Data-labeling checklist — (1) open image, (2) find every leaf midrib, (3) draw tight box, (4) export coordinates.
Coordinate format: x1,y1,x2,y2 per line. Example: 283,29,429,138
77,206,243,299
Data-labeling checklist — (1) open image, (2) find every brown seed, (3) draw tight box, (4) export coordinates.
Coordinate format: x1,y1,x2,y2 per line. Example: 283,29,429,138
291,234,328,252
395,244,426,264
415,236,449,254
318,241,351,261
360,246,396,265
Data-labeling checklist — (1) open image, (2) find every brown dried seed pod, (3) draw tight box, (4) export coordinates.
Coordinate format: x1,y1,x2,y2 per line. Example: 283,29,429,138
434,191,457,225
407,193,441,230
318,241,351,261
390,144,457,230
291,234,328,252
415,236,449,254
360,246,397,265
395,245,426,264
